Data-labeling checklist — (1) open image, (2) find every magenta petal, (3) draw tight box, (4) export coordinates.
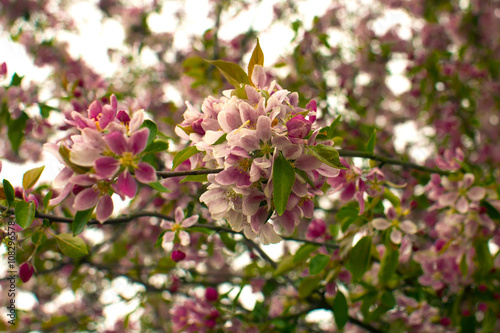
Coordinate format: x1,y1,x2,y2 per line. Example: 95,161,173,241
96,194,113,222
88,100,102,120
73,187,100,211
99,105,115,129
95,157,120,178
340,182,356,201
105,132,127,155
49,183,73,206
115,171,137,198
129,128,149,155
215,168,237,185
135,162,157,183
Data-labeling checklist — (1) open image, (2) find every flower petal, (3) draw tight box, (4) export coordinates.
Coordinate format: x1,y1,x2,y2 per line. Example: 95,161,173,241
400,220,418,234
390,229,402,244
129,128,149,155
114,171,137,198
181,215,199,228
372,218,392,230
135,162,157,183
96,194,113,222
95,157,120,179
73,187,100,211
104,131,127,155
466,186,486,201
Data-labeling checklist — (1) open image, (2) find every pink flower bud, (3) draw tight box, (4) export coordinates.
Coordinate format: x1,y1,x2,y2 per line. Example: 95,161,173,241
19,262,34,283
286,114,312,139
440,317,451,326
205,287,218,302
204,319,216,328
171,250,186,262
117,110,131,125
191,118,205,135
0,62,7,76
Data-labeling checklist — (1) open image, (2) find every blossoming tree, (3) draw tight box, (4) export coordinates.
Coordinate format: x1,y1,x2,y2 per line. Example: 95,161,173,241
1,0,500,332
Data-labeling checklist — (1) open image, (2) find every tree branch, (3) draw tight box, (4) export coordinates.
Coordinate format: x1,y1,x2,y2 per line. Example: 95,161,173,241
154,149,451,179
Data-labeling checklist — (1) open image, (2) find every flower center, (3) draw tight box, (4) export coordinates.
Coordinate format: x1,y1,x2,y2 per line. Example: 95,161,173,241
119,152,135,167
237,158,251,172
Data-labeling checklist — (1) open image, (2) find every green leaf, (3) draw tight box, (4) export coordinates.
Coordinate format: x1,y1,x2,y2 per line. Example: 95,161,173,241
149,181,170,193
248,38,264,86
144,139,169,154
273,152,296,216
220,232,237,252
10,73,23,87
2,179,15,205
293,243,319,263
179,174,208,183
483,201,500,220
155,230,166,248
140,120,158,146
474,238,493,275
378,245,399,284
366,129,376,153
72,208,93,236
43,190,52,212
22,166,45,190
38,103,58,118
213,133,227,145
55,233,88,258
8,112,29,153
309,254,329,275
307,144,346,169
346,236,373,281
207,60,251,88
316,115,341,141
274,255,296,276
336,206,359,232
295,168,315,188
298,276,321,298
58,145,91,174
15,201,36,229
383,188,401,208
333,291,349,329
172,146,199,170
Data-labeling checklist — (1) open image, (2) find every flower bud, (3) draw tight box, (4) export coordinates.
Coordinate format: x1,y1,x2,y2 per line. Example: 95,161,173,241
171,250,186,262
286,114,312,139
19,262,34,283
205,287,218,302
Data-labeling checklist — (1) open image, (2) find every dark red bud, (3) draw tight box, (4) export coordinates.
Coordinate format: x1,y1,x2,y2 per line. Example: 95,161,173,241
19,262,34,283
171,250,186,262
205,287,218,302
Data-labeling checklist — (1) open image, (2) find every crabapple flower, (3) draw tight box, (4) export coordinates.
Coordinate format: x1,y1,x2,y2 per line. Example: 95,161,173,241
438,173,486,213
372,217,418,244
161,207,199,247
181,65,343,241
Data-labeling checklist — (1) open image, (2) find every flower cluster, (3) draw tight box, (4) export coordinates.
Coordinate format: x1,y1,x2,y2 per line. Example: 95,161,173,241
177,65,342,244
46,95,157,222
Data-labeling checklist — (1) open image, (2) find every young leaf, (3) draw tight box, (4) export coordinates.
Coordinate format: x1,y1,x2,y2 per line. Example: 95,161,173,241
55,233,89,258
2,179,15,205
23,166,45,190
72,208,94,236
273,151,296,216
293,243,320,263
346,236,373,281
179,174,208,183
140,120,158,146
309,253,330,275
366,129,376,154
298,276,321,298
307,144,346,169
378,245,399,284
15,201,36,229
207,60,251,88
248,38,264,86
10,73,24,87
8,111,29,153
149,181,170,193
333,291,349,329
144,139,169,154
219,232,237,252
172,146,199,170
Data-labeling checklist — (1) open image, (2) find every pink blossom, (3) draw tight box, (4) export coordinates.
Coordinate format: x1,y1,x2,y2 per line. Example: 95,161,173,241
161,207,199,247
